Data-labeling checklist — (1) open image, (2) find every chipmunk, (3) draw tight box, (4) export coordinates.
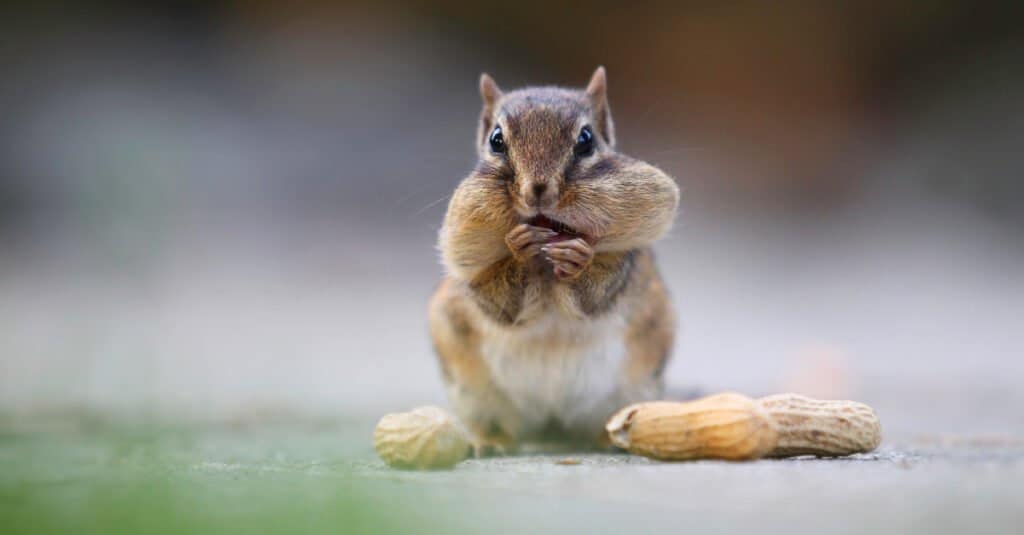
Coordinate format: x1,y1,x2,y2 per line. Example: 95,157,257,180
429,67,679,454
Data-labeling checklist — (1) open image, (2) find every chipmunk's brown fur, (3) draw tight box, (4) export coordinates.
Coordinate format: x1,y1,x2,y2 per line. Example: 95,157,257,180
430,68,679,453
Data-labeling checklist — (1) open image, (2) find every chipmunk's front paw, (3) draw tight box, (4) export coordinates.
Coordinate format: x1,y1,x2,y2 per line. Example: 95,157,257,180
543,238,594,281
505,224,556,262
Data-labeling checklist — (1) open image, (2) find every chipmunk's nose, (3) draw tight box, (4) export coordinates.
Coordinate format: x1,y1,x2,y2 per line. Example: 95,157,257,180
523,180,557,208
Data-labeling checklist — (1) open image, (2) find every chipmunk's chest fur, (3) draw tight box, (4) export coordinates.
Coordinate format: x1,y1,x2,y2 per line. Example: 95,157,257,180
478,297,629,436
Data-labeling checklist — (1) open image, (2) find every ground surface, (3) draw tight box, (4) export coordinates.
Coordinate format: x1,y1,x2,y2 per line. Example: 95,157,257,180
2,416,1022,535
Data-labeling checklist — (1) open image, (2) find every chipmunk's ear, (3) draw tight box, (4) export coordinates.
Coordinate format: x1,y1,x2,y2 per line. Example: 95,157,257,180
586,66,615,147
586,66,607,104
479,73,503,113
478,73,503,151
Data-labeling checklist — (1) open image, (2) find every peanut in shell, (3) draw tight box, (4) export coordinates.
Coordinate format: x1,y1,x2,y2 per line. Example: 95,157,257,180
605,392,779,461
374,405,470,469
757,393,881,457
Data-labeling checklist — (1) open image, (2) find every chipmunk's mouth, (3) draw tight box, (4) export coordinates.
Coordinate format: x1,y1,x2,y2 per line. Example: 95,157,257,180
527,215,585,243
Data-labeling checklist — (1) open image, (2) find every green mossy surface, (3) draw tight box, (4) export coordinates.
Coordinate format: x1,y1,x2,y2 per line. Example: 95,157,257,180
3,415,1022,535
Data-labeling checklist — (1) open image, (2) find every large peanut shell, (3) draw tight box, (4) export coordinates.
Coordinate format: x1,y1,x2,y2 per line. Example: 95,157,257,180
374,405,470,469
757,393,881,457
605,393,778,461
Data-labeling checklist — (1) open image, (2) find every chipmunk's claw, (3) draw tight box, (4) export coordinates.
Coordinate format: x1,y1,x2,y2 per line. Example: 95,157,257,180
542,238,594,281
506,224,556,262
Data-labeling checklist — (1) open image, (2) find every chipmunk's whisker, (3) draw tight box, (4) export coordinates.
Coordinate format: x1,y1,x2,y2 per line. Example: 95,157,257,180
413,193,452,215
393,184,443,207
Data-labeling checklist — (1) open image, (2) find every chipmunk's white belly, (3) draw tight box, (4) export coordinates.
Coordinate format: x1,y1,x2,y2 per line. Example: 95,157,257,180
479,310,629,435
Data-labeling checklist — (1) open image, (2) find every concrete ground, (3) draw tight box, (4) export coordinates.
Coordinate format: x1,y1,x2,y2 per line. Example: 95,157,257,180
2,416,1022,535
378,446,1024,534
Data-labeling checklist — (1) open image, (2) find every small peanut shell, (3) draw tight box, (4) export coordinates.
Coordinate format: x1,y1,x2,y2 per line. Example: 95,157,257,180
757,393,881,457
606,393,779,461
374,405,470,469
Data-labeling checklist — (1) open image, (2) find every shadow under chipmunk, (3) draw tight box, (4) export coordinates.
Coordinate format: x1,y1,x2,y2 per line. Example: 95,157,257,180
467,385,709,458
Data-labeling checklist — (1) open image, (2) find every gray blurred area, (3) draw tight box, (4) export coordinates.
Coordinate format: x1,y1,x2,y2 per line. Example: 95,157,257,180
1,1,1023,441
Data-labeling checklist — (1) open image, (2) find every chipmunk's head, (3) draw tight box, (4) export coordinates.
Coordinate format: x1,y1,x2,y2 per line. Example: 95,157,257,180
473,67,618,237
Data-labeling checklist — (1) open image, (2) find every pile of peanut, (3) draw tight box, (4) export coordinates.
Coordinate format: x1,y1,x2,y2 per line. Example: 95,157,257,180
374,393,881,469
606,392,881,461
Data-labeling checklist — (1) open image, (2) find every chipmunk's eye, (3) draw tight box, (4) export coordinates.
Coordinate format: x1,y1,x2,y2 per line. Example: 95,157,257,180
574,126,594,157
488,126,506,154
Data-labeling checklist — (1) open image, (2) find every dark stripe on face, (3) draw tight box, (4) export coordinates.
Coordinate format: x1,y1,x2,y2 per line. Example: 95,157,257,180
474,160,513,182
567,155,621,181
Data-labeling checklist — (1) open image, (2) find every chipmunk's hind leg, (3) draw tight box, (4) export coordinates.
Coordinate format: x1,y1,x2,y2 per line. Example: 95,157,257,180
429,278,523,457
466,421,518,458
620,251,676,399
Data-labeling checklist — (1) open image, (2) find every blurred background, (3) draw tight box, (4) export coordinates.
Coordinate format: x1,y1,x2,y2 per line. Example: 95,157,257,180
2,1,1022,439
